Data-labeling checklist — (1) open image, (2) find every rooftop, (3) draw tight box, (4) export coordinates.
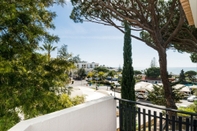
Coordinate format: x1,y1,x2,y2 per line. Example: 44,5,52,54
180,0,197,27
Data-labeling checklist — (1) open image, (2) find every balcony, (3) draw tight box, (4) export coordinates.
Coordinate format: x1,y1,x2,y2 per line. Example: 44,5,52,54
9,96,197,131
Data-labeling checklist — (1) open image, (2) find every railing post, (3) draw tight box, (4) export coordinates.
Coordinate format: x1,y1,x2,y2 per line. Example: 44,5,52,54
148,110,151,131
171,115,175,131
153,111,157,131
143,109,146,131
186,118,190,131
159,113,163,131
138,108,141,131
119,100,123,131
190,114,193,131
178,117,182,131
166,114,169,131
193,119,197,131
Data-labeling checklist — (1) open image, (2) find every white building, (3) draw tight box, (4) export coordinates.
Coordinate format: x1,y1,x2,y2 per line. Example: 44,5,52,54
75,62,99,70
76,62,99,69
71,62,99,78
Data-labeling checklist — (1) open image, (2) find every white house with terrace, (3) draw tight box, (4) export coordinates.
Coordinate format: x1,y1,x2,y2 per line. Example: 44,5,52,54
71,62,100,78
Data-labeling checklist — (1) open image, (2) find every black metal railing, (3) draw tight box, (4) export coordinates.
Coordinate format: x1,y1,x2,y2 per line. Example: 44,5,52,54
115,97,197,131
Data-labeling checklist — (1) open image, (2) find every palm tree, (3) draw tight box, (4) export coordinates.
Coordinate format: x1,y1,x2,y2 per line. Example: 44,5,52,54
98,71,105,81
40,43,57,61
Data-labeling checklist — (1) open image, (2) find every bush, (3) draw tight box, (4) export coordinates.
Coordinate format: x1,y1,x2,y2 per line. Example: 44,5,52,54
71,95,85,105
178,101,197,117
58,94,85,108
0,111,20,131
178,106,196,117
59,94,73,108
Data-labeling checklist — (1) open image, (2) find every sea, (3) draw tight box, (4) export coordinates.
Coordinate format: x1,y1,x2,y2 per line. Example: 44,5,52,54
134,67,197,75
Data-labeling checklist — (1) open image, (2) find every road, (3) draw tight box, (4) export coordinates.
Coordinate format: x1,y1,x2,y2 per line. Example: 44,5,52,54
69,80,110,102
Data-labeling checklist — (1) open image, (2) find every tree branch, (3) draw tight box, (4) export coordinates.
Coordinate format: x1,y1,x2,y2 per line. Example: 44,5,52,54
164,3,185,48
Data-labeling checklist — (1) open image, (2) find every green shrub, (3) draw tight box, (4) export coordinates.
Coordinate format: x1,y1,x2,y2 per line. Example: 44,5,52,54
178,106,196,117
58,94,85,108
0,111,20,131
71,95,85,105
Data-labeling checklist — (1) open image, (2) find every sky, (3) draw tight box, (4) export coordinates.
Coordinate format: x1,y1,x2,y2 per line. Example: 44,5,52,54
47,2,197,70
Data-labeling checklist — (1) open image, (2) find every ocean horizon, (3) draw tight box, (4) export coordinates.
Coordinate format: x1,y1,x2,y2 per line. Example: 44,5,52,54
133,67,197,75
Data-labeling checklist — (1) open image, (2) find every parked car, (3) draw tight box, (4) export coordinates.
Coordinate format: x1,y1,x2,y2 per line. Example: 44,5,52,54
93,77,100,81
187,95,197,102
135,91,148,100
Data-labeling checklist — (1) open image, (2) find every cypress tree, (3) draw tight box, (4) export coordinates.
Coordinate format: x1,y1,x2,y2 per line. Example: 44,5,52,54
121,22,135,100
120,22,136,131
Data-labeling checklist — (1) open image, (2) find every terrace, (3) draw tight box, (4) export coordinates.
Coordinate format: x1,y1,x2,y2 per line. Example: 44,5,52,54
9,96,197,131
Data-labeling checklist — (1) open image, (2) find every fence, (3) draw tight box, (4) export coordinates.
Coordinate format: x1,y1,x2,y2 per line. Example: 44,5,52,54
115,97,197,131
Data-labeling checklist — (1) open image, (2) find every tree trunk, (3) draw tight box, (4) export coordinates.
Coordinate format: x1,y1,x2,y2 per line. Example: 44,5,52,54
158,48,177,110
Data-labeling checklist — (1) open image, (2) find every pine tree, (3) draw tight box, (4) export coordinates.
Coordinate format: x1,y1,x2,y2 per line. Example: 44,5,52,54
150,57,157,67
121,22,136,131
70,0,189,110
179,69,186,84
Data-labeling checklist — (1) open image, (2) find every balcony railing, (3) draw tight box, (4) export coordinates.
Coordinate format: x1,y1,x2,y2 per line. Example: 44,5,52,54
115,97,197,131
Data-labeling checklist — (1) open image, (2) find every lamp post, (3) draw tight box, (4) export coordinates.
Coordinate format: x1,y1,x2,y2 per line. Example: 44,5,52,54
114,86,116,97
96,78,98,90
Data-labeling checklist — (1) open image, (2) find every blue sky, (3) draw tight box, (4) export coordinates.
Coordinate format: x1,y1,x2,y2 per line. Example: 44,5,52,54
48,3,196,69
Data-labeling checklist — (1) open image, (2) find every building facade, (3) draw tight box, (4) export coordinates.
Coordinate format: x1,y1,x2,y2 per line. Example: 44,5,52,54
75,62,99,70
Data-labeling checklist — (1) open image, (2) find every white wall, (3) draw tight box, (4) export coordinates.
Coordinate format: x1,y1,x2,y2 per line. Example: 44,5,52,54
9,97,116,131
